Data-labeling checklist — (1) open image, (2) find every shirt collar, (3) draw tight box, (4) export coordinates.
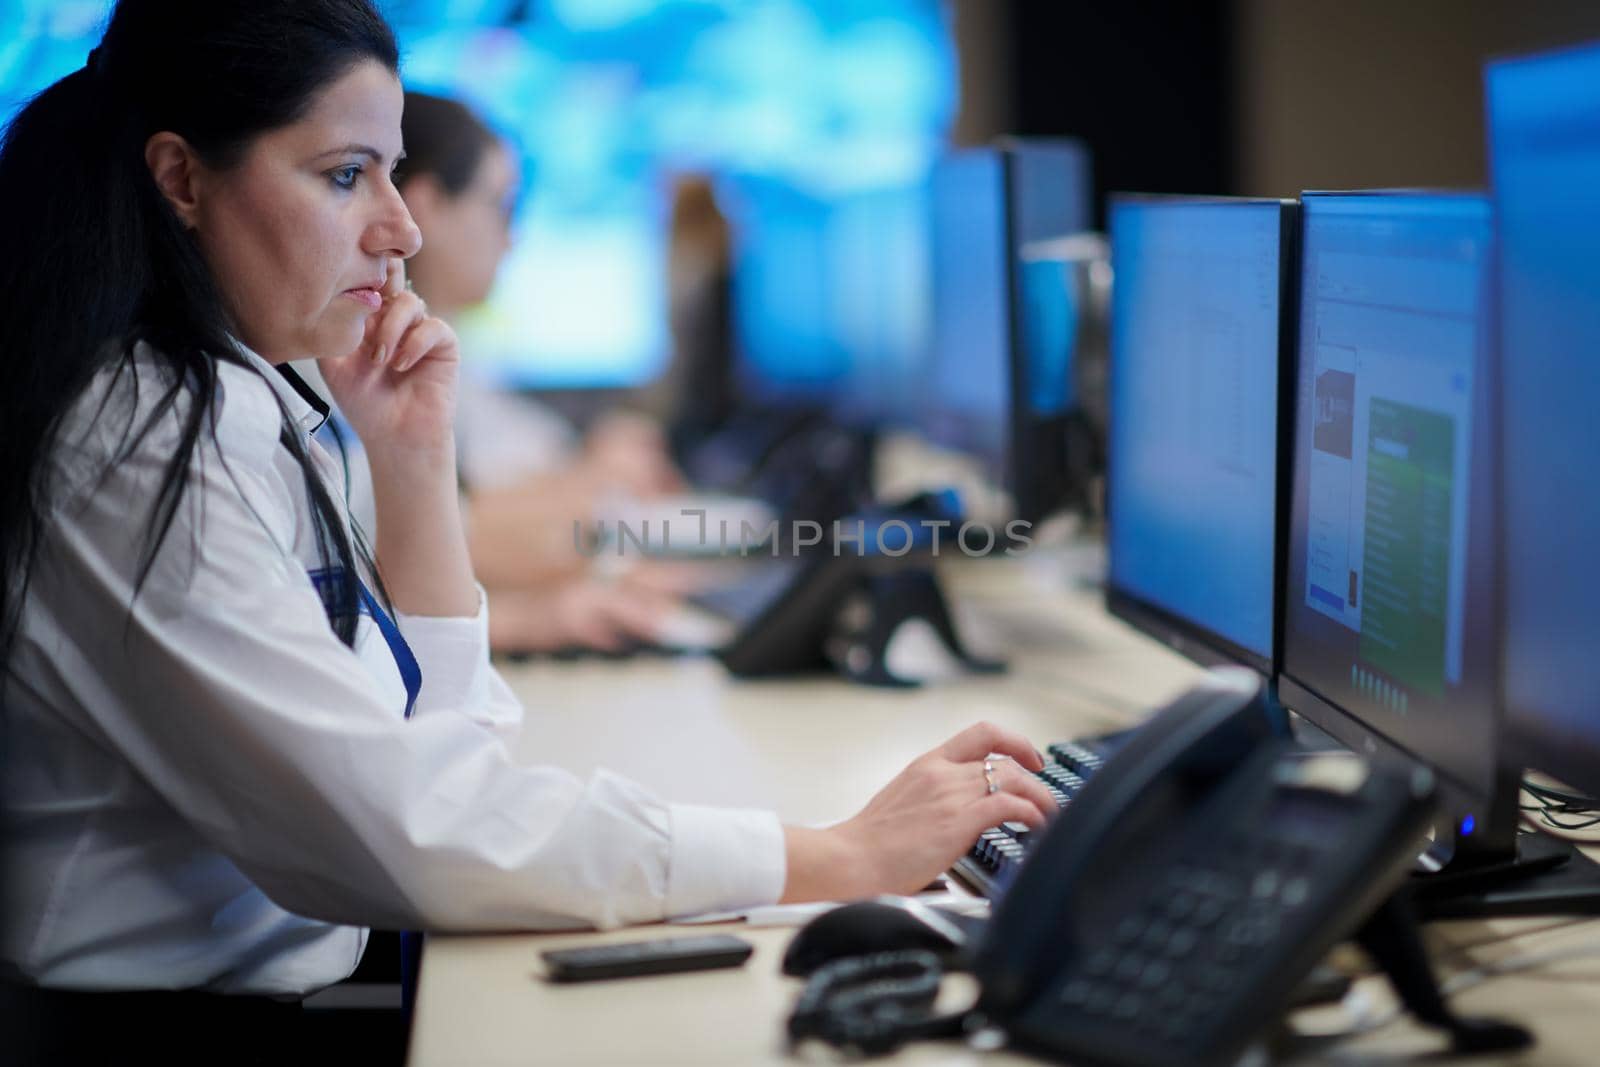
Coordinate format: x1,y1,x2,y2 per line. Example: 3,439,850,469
234,344,330,437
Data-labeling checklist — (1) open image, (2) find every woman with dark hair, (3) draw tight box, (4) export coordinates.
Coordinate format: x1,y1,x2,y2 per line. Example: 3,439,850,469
0,0,1053,1057
303,88,694,653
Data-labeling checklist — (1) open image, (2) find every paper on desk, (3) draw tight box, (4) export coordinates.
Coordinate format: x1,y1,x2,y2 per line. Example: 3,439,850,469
672,891,989,928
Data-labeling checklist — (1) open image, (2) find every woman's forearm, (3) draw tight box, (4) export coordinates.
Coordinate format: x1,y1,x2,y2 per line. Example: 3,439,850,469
368,443,480,617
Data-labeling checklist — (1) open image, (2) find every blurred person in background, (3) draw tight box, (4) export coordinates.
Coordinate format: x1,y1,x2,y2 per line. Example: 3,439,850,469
651,173,738,459
321,90,694,652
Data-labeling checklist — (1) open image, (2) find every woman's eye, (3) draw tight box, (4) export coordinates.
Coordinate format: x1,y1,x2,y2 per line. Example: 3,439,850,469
329,165,362,190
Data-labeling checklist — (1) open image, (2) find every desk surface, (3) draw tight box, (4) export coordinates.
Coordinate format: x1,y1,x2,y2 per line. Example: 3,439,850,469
408,553,1600,1066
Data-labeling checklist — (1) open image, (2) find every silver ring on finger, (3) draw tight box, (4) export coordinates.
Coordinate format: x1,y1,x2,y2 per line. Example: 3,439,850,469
983,758,999,796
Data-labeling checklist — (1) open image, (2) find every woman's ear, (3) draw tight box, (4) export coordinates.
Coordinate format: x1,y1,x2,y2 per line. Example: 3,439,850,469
144,132,204,229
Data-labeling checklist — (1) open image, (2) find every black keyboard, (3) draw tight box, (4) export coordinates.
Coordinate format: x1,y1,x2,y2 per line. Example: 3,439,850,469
951,734,1126,898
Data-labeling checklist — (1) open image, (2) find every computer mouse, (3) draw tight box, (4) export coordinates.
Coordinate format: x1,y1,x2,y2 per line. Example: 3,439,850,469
780,896,980,977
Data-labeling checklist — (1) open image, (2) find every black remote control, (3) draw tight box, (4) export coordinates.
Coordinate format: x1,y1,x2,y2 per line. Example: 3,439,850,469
541,934,754,982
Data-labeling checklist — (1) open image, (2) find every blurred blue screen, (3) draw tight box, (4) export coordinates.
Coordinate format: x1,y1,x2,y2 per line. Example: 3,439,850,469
923,141,1091,478
1284,193,1498,790
1489,44,1600,788
730,177,931,422
0,0,954,391
924,149,1009,471
1020,253,1078,417
1010,139,1091,423
1007,138,1091,247
1107,199,1284,661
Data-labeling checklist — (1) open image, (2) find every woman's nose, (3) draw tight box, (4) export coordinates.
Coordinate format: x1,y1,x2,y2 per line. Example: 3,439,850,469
368,187,423,260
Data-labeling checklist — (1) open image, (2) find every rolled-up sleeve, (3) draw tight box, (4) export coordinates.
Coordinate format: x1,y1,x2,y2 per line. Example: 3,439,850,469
665,804,786,920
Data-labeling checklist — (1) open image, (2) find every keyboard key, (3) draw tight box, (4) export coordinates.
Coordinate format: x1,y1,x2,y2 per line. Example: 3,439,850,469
1084,948,1118,977
1059,979,1093,1007
1114,954,1146,982
1137,959,1171,989
1164,928,1199,957
1165,891,1198,921
1140,920,1172,950
1086,986,1117,1016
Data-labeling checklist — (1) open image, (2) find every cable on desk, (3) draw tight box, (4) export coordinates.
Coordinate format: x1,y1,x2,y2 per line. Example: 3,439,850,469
1524,781,1600,809
785,950,969,1057
1522,779,1600,834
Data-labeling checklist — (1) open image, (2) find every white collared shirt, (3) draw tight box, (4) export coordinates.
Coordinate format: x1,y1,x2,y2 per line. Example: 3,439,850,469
1,343,784,995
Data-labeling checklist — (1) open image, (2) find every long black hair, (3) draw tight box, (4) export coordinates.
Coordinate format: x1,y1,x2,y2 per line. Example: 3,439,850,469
0,0,401,658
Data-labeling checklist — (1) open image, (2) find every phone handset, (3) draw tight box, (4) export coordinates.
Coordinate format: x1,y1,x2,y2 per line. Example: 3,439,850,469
975,666,1273,1017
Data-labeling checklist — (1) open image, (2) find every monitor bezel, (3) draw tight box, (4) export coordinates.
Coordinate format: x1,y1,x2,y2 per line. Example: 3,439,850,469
997,136,1095,526
1102,193,1299,680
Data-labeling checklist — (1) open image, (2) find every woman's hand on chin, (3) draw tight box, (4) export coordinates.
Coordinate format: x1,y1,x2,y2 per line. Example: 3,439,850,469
318,258,459,462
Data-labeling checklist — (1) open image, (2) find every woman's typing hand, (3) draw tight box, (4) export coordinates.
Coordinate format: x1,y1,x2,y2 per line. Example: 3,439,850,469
781,722,1055,902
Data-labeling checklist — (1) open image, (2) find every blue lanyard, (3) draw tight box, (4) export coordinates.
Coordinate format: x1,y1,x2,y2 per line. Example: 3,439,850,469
354,578,425,1014
307,569,422,720
319,572,425,1008
358,578,422,720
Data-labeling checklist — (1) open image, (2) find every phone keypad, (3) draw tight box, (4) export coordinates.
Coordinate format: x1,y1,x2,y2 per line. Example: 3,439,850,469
1053,826,1332,1046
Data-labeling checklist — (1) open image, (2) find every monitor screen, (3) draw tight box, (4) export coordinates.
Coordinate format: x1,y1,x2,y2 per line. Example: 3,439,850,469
924,149,1011,475
1106,198,1286,667
1282,192,1496,794
1005,138,1093,249
1489,44,1600,794
731,178,931,423
924,140,1092,488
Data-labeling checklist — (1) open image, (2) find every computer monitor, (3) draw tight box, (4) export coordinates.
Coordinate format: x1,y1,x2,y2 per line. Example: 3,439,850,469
1105,196,1295,677
687,179,926,504
731,179,930,423
925,148,1010,477
1005,138,1099,525
1277,190,1515,848
1278,189,1600,916
1489,43,1600,798
924,138,1093,524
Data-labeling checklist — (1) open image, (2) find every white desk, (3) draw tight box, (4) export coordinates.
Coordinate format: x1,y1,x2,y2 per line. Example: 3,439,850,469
408,555,1600,1066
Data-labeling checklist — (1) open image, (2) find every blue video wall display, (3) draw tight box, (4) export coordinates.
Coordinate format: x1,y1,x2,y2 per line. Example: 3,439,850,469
0,0,955,391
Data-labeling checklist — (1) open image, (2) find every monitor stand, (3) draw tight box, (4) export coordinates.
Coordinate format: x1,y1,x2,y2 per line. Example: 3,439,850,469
1410,830,1600,920
1286,712,1600,920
